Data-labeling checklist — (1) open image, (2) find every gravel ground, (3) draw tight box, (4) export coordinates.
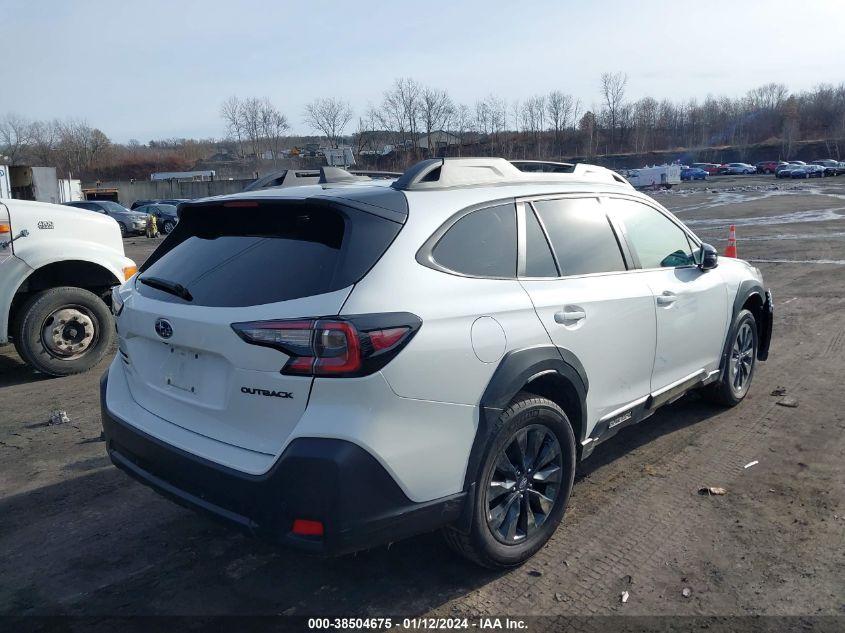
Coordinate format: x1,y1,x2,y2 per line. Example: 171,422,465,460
0,174,843,627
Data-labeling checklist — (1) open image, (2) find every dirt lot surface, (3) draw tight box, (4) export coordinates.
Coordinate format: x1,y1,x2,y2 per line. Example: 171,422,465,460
1,175,843,626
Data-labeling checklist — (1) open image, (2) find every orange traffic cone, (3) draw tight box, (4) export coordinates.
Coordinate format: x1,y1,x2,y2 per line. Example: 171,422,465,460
724,224,738,258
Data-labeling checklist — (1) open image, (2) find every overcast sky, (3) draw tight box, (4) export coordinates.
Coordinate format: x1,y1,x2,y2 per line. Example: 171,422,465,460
2,0,843,143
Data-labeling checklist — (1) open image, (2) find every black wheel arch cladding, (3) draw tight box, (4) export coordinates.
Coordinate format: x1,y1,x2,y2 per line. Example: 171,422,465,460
452,347,585,535
721,280,772,369
467,345,587,486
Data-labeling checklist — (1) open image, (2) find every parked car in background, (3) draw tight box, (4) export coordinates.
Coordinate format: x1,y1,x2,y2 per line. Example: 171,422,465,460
793,164,825,179
691,163,722,176
130,198,189,210
681,166,708,181
811,159,843,176
133,203,179,234
64,200,148,236
775,161,806,178
755,160,786,174
719,163,756,175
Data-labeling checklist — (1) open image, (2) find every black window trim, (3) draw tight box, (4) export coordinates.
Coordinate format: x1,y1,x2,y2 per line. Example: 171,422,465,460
601,193,702,272
515,193,632,280
416,197,520,280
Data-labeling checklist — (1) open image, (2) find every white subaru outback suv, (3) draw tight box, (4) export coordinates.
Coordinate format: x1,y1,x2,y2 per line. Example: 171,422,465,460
101,158,772,568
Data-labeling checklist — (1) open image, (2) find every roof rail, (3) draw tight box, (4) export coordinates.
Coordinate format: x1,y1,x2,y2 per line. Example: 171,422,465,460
511,160,575,173
390,158,631,191
318,166,370,184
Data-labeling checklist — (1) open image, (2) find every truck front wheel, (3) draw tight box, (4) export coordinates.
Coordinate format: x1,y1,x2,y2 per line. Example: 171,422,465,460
14,287,114,376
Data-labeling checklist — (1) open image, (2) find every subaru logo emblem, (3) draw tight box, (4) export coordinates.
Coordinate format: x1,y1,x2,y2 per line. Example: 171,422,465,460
154,318,173,339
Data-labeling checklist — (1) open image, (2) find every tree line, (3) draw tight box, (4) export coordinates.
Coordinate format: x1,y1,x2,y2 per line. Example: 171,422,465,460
3,74,845,181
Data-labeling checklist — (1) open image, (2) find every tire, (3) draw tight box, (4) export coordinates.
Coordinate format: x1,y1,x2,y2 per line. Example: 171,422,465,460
443,393,576,568
702,309,758,407
117,222,127,237
163,220,175,234
13,287,115,377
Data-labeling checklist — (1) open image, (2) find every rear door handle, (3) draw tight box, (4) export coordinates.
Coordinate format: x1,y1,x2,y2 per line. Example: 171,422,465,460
554,308,586,324
656,291,677,307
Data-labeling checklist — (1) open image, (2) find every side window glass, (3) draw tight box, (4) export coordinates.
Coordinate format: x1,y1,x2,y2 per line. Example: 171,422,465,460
611,200,695,268
524,206,558,277
532,198,626,275
431,203,517,278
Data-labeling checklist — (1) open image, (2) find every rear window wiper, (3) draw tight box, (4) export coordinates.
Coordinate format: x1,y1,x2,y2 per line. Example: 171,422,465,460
139,276,193,302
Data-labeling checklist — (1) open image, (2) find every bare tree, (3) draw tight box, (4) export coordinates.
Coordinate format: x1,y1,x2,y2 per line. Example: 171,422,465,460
546,91,575,158
239,97,265,160
781,96,800,159
53,120,110,175
632,97,658,153
452,104,473,156
522,95,546,157
353,109,382,156
220,96,245,160
303,97,353,148
0,113,34,164
259,98,289,164
600,71,628,150
29,119,61,165
579,110,598,158
419,87,454,156
377,78,424,157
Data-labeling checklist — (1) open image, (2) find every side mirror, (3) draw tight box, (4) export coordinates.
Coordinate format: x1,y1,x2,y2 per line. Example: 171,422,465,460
699,242,718,270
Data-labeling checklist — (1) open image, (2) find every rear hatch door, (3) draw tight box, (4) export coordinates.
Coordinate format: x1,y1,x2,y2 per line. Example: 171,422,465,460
119,197,402,458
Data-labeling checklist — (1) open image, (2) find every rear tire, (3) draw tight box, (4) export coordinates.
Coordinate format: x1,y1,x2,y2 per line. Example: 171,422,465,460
163,220,175,234
118,222,127,237
702,309,758,407
14,287,115,377
443,393,576,568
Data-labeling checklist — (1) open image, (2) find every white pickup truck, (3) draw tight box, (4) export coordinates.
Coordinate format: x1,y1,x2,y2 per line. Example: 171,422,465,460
1,199,136,376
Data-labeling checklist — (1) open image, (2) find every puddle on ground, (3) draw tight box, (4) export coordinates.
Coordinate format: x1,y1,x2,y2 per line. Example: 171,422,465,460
664,184,845,213
707,231,845,241
749,258,845,265
666,187,812,212
685,207,845,228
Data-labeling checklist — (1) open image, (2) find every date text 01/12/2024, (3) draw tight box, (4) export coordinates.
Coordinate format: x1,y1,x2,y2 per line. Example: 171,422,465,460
306,617,528,630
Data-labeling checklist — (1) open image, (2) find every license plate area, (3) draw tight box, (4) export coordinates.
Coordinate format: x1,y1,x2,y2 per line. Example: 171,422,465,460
164,345,201,394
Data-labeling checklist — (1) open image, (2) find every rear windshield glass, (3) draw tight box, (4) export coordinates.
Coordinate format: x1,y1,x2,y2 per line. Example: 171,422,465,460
137,202,401,307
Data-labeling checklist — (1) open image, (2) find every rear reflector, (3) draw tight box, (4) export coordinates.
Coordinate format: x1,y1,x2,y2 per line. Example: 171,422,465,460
231,313,421,378
292,519,324,537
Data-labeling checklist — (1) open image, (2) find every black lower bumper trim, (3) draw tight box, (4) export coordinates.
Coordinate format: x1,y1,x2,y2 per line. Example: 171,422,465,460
100,373,464,555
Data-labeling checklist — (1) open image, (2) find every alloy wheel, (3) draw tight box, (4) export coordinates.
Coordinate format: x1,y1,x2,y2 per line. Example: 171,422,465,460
730,322,755,395
485,424,563,544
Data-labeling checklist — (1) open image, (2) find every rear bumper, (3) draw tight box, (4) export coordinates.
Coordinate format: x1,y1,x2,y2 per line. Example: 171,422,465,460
100,373,464,556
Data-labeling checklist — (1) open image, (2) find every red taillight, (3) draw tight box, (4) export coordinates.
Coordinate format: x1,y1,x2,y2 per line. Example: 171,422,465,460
291,519,324,537
231,313,421,378
368,327,410,351
312,321,361,374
